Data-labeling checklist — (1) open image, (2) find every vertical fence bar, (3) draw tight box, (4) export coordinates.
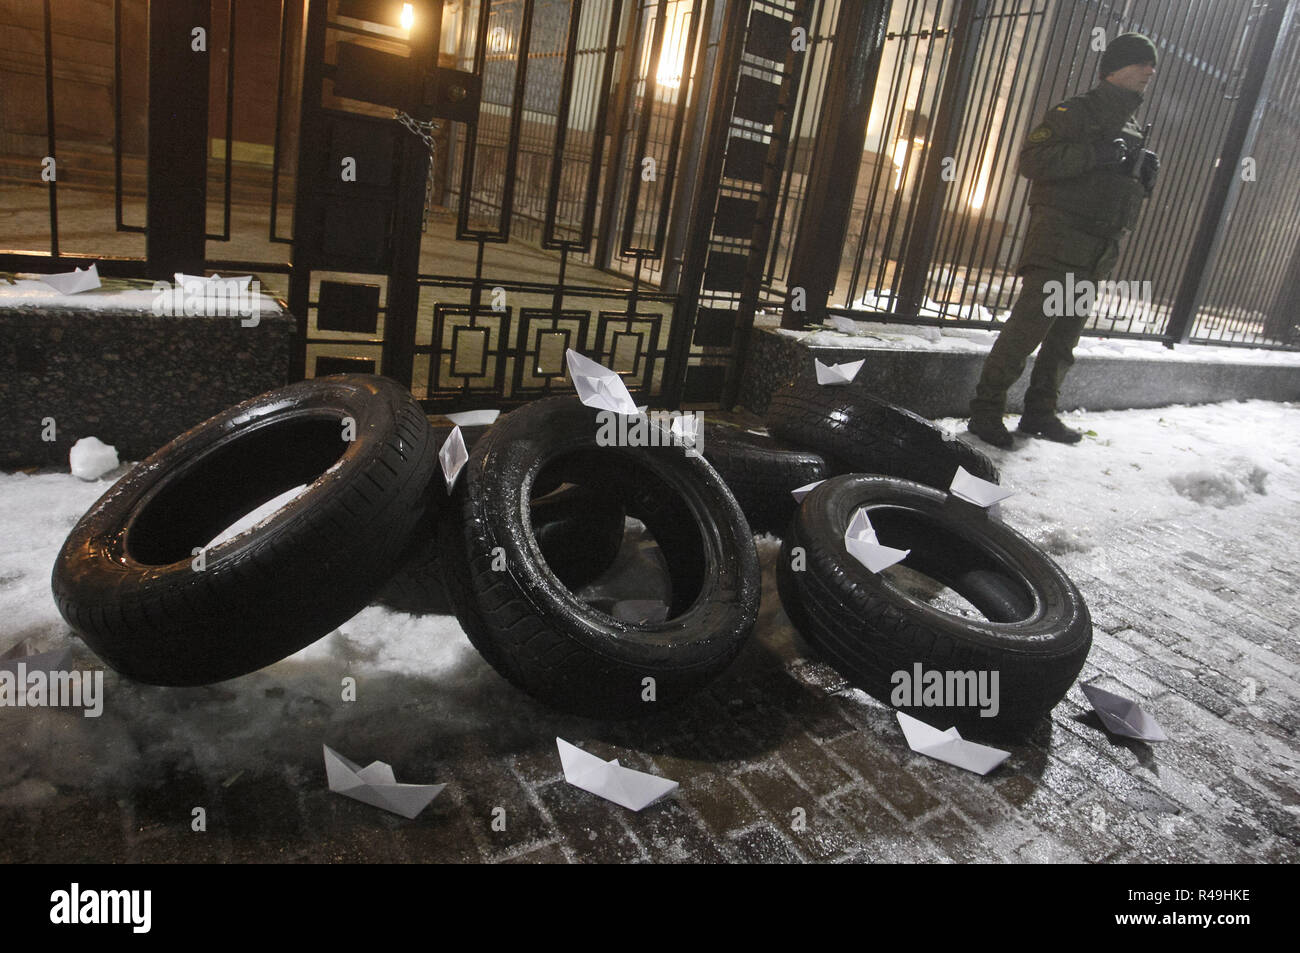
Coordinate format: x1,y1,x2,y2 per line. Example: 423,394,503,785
661,0,721,292
455,0,496,239
146,0,211,277
43,0,59,258
661,0,749,404
782,0,891,328
1165,0,1289,346
214,0,238,242
763,0,825,288
269,0,292,244
595,1,643,269
723,0,815,406
494,0,536,242
541,0,588,247
619,0,672,254
895,0,982,318
381,0,441,388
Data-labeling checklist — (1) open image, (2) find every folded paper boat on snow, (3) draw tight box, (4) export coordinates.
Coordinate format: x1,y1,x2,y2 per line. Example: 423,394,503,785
40,264,101,295
323,745,446,819
557,737,677,811
949,466,1015,508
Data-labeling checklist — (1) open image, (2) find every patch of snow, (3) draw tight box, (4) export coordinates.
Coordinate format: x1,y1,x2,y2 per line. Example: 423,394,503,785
206,483,310,547
1040,526,1094,555
0,275,280,313
68,437,119,481
770,317,1300,366
933,400,1299,569
1169,463,1268,508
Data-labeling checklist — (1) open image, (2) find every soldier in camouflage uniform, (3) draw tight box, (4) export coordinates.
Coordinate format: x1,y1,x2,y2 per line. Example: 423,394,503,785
969,33,1160,448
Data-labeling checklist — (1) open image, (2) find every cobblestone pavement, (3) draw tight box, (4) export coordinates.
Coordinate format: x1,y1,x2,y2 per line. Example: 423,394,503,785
1,405,1296,864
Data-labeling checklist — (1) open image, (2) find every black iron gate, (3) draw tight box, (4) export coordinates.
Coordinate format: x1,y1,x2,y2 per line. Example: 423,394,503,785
413,0,694,411
0,0,770,412
8,0,1291,415
764,0,1300,350
288,0,812,412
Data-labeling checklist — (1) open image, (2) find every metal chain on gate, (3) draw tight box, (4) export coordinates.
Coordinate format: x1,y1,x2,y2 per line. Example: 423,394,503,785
393,110,442,232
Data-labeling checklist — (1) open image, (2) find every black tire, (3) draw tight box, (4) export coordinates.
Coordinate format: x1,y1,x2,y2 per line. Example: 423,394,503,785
375,482,626,614
440,396,760,719
51,375,438,685
776,475,1090,733
701,423,828,536
766,382,1000,489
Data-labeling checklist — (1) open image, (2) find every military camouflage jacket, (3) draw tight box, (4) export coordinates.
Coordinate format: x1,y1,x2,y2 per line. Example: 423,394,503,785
1019,80,1149,237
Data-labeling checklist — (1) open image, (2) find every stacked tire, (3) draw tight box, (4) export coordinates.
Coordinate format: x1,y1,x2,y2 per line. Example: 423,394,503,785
52,379,761,720
51,371,1089,732
729,378,1089,733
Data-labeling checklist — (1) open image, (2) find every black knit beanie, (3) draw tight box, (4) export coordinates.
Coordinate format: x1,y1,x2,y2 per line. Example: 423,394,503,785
1100,33,1158,77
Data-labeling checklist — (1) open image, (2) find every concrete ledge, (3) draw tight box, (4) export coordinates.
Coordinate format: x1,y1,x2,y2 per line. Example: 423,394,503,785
1,275,295,468
738,325,1300,418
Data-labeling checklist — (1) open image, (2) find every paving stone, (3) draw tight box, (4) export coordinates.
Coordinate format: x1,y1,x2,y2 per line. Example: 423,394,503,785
502,840,569,864
620,797,729,864
535,780,645,863
826,732,944,820
449,759,551,857
686,775,763,836
827,788,948,863
728,823,804,864
399,791,485,864
920,809,999,863
777,734,855,798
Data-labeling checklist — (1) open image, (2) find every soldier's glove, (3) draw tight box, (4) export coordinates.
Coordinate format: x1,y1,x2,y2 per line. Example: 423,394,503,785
1137,150,1160,194
1093,138,1130,169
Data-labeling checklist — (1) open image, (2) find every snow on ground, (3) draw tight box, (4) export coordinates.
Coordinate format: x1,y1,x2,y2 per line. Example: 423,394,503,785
0,274,281,314
765,314,1300,366
935,400,1300,567
0,400,1297,808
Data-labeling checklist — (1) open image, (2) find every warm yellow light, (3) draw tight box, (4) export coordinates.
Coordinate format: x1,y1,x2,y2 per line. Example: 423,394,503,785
400,3,414,31
891,137,925,190
656,47,684,87
654,10,689,89
488,25,511,54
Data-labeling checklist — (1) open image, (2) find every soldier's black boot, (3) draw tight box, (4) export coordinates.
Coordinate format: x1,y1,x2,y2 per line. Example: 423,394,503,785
968,415,1014,449
1018,414,1083,444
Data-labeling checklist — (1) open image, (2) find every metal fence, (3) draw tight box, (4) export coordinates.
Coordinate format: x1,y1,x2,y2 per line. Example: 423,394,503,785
3,0,1296,363
762,0,1300,349
443,0,707,286
1193,2,1300,347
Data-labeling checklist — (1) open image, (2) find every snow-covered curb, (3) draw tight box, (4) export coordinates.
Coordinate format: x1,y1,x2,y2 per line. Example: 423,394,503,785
762,316,1300,367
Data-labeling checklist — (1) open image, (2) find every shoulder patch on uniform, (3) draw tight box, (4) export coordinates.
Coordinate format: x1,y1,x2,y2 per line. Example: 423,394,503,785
1055,105,1069,111
1028,125,1053,143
